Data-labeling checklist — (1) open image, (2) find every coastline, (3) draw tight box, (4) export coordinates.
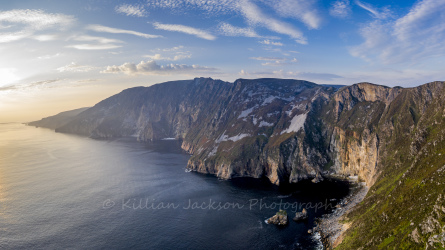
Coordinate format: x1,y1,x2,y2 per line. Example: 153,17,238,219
314,180,369,249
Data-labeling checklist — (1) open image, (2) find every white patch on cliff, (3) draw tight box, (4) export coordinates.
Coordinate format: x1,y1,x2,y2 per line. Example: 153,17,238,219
262,96,277,105
238,106,256,119
266,111,280,117
208,145,218,157
259,121,274,127
227,133,250,142
253,117,258,125
261,95,294,106
216,131,250,142
216,131,229,143
286,103,306,116
281,113,307,134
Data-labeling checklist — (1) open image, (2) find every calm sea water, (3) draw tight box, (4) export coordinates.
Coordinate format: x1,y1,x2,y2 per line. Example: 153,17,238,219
0,123,350,249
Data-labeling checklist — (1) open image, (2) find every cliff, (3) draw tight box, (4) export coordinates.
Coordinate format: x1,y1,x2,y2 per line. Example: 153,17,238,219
30,78,445,248
51,78,337,185
27,107,89,129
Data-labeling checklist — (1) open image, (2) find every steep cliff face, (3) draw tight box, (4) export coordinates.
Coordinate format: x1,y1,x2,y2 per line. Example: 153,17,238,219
51,78,337,185
332,81,445,249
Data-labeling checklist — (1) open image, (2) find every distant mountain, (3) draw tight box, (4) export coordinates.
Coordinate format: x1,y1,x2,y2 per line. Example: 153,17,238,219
27,107,89,130
30,78,445,248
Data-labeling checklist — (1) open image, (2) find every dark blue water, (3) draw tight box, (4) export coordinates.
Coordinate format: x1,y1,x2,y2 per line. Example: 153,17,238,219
0,124,350,249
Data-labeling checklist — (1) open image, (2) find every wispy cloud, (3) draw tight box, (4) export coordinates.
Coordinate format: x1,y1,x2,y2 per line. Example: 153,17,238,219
238,0,307,44
250,56,297,66
162,45,184,52
145,46,192,61
218,22,260,38
67,35,123,50
355,0,392,19
33,34,60,41
259,40,283,46
330,0,351,18
238,69,342,81
38,53,61,60
350,0,445,64
144,52,191,61
265,0,322,29
87,24,162,39
153,22,216,40
73,35,123,44
0,9,75,43
144,0,309,43
66,44,122,50
101,60,217,75
115,4,147,17
0,79,62,92
0,9,75,30
57,62,96,72
146,0,238,15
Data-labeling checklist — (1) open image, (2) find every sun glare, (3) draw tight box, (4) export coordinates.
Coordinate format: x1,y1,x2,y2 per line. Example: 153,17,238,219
0,68,20,87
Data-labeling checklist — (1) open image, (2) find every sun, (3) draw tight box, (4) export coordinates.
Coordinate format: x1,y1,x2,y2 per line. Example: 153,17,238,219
0,68,21,87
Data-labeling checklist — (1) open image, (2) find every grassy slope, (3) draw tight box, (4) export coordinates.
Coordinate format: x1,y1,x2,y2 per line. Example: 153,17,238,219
336,83,445,249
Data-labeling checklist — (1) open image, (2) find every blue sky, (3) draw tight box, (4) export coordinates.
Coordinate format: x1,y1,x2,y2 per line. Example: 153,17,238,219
1,0,444,121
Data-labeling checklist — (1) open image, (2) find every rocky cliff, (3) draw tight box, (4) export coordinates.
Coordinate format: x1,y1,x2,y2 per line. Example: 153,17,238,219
51,78,338,185
27,107,89,130
30,78,445,248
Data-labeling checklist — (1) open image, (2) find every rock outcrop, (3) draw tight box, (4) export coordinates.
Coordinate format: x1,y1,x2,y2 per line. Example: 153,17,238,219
266,210,288,226
293,208,308,222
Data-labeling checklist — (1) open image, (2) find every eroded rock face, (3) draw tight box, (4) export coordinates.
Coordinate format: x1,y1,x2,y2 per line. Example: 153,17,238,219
49,78,338,185
31,78,445,190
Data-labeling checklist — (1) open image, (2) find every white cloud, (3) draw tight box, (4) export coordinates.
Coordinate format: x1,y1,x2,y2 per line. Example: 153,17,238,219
146,0,238,15
101,60,217,75
250,57,286,61
0,31,32,43
144,52,191,61
73,35,123,44
265,0,322,29
67,35,123,50
0,9,74,42
351,0,445,64
0,9,75,30
162,45,184,51
115,4,147,17
355,1,392,19
57,62,95,72
144,0,309,43
218,22,260,38
330,0,351,18
250,56,297,66
66,44,122,50
86,24,162,39
238,0,307,44
238,69,342,81
153,22,216,40
260,40,283,46
33,34,59,41
38,53,61,60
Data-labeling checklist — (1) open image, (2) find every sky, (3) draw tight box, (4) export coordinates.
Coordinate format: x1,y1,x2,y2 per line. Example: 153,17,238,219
1,0,445,122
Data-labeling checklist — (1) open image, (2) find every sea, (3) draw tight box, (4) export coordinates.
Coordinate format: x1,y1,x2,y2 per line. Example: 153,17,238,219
0,123,350,249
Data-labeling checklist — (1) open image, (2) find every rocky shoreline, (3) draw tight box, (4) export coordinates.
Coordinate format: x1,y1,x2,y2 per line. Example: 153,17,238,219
314,180,368,249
